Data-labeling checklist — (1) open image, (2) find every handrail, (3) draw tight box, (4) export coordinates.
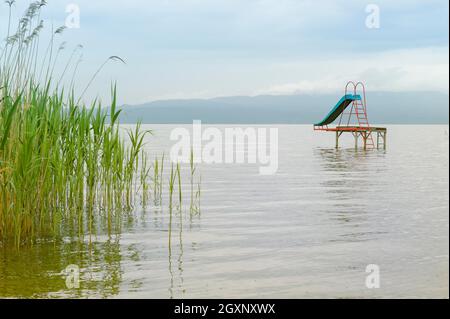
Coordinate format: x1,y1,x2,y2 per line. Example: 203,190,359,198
355,81,370,128
355,81,367,117
340,81,356,126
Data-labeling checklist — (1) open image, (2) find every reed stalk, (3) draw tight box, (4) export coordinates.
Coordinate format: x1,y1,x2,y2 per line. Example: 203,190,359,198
0,2,201,246
0,2,149,245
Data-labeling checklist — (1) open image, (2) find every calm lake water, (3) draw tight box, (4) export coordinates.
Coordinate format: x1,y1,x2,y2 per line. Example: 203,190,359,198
0,125,448,298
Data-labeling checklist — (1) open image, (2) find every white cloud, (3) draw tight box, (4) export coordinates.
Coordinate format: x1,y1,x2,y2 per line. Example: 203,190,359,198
1,1,447,104
255,47,449,96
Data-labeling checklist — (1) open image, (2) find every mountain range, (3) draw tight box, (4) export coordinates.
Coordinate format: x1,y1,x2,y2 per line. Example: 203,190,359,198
117,91,449,124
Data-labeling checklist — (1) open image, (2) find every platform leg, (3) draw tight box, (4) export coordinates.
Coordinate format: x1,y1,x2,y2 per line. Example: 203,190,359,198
377,132,380,149
363,132,367,150
383,131,387,150
335,131,339,149
353,132,358,149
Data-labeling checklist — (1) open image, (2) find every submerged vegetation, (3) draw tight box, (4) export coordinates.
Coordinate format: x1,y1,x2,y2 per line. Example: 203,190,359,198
0,1,201,246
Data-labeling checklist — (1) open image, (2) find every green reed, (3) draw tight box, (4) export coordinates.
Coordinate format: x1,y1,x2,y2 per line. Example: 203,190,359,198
168,164,176,250
168,164,176,210
0,84,153,245
0,1,201,246
0,2,148,245
140,150,151,207
159,153,165,199
152,154,165,205
189,148,201,215
153,156,160,201
176,163,182,210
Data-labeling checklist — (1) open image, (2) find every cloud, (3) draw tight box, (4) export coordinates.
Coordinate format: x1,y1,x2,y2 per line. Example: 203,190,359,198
0,1,448,103
256,47,449,96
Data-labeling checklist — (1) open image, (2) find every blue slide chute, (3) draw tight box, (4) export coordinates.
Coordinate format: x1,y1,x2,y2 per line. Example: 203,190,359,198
314,94,361,126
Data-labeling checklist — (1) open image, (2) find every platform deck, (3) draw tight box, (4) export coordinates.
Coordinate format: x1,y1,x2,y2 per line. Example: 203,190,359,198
314,126,387,132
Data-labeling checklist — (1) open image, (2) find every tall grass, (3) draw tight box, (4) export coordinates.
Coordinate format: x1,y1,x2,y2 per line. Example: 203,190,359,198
189,148,201,215
0,81,153,245
0,1,201,246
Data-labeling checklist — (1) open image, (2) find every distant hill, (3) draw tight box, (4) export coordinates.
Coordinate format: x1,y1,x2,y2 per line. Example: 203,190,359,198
117,91,449,124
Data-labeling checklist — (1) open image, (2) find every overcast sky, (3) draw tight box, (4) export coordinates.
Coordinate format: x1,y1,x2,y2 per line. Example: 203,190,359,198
0,0,448,105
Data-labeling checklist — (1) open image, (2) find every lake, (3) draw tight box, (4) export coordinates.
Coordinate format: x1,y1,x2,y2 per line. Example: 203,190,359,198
0,125,448,298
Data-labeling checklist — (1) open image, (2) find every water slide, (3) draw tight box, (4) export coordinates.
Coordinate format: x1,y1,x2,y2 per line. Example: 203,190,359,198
314,94,361,126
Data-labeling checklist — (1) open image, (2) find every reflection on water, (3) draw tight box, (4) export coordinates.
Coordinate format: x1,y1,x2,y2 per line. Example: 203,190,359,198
168,207,186,299
314,148,388,243
0,125,448,298
0,238,123,298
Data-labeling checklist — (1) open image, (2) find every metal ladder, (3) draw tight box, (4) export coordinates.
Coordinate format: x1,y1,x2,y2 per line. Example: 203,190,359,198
343,81,375,149
352,98,375,149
